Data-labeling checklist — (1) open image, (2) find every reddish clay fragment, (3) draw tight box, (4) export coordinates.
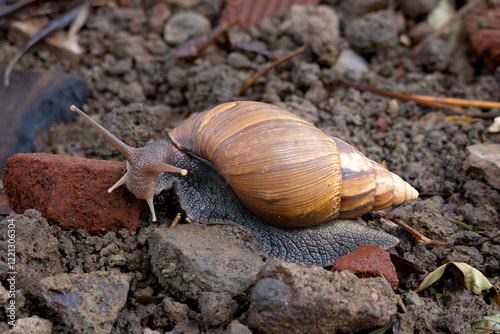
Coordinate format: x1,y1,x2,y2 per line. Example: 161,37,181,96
332,245,399,290
2,153,146,233
219,0,320,30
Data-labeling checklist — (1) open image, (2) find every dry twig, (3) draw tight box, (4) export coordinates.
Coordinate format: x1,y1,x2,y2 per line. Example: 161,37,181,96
174,19,238,59
239,46,304,95
373,211,450,248
338,79,500,119
170,212,182,228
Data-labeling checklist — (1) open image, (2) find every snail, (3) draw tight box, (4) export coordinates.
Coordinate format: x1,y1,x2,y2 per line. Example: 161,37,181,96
70,101,418,266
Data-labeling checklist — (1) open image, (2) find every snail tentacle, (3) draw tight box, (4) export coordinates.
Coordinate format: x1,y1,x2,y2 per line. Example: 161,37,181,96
71,105,187,221
108,171,128,193
70,105,135,160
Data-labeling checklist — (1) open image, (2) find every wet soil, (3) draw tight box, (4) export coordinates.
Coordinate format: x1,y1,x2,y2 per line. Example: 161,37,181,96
0,1,499,333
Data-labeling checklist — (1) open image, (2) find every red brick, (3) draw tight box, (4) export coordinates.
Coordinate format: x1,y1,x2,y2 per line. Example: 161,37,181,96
2,153,146,233
331,245,399,291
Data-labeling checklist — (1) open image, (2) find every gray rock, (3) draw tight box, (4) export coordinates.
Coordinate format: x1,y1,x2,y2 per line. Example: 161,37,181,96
107,32,146,58
164,12,210,46
0,210,65,299
198,292,238,327
344,10,399,54
4,316,52,334
464,144,500,190
39,272,130,334
340,0,391,17
247,259,397,334
279,5,343,66
417,37,450,72
149,224,264,302
0,283,8,306
107,57,133,76
161,296,189,326
185,64,242,111
400,0,439,18
226,320,252,334
332,48,370,81
291,62,321,87
168,319,200,334
118,82,145,103
408,22,435,44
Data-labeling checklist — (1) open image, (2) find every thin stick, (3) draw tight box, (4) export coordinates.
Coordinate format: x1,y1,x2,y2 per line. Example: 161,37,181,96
338,79,500,119
455,232,500,247
239,47,304,95
174,19,238,59
410,95,500,109
373,212,450,248
472,326,500,332
170,212,182,228
412,0,484,55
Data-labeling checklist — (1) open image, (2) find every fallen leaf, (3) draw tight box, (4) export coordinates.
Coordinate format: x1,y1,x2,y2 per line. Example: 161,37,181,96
389,253,426,279
473,314,500,334
417,262,499,303
134,295,163,305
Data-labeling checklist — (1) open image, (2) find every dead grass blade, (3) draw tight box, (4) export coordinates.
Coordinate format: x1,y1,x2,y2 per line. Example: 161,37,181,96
3,1,88,87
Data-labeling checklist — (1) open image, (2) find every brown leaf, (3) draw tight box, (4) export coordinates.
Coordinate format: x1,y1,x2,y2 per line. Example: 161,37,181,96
389,253,425,279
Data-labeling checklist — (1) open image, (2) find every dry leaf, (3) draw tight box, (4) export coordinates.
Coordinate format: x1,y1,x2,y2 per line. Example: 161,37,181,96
473,314,500,334
417,262,498,301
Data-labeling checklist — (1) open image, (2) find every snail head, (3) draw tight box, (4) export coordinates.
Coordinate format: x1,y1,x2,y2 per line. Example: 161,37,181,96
70,105,187,222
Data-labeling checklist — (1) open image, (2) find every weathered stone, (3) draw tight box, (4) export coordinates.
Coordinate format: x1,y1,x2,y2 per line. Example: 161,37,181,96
4,316,52,334
464,144,500,190
161,296,189,326
225,320,252,334
40,272,130,334
2,153,146,233
280,5,343,66
332,48,369,81
149,223,264,302
340,0,390,17
332,245,399,290
0,210,64,299
169,319,200,334
198,292,238,327
164,12,210,46
247,259,397,334
344,10,399,54
401,0,439,18
417,37,450,72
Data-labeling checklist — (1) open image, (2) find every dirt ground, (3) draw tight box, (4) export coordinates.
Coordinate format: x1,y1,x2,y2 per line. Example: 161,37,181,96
1,1,500,333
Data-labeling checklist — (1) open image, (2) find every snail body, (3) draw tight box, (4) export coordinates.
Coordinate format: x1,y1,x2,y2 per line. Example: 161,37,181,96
71,101,418,266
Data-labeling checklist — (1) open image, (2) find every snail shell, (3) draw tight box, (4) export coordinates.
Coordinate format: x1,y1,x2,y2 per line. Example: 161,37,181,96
71,101,418,227
169,101,418,227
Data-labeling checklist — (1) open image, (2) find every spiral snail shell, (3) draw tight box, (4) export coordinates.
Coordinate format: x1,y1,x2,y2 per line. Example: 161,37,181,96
70,101,418,265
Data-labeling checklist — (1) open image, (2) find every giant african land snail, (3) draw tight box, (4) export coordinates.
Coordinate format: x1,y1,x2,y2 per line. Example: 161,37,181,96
70,101,418,266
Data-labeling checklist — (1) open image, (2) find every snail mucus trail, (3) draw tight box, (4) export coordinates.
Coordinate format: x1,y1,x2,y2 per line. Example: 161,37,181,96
70,102,418,266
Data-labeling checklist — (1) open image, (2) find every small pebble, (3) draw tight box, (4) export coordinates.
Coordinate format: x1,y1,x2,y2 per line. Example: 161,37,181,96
164,12,211,46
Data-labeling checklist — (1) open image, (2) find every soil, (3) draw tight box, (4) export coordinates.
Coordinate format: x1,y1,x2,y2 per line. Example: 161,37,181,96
1,1,500,333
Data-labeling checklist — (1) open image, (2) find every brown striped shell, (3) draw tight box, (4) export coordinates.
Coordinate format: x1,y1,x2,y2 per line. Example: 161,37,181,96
169,101,418,228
